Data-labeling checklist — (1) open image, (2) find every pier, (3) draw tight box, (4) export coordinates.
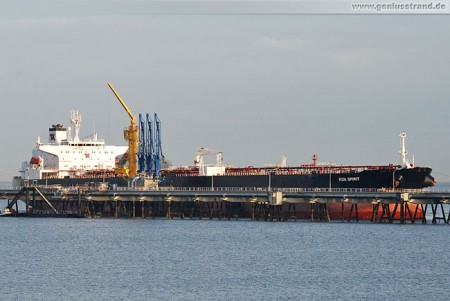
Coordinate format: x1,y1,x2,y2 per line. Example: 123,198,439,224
1,186,450,224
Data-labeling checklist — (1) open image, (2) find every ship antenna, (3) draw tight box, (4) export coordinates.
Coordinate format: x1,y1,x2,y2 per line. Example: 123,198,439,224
71,110,82,143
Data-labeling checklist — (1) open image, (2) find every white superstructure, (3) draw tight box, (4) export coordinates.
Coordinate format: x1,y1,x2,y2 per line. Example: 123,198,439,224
19,110,128,180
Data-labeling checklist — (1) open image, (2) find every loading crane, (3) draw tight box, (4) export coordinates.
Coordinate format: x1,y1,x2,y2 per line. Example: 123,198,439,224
138,113,164,180
194,147,224,176
107,83,139,178
138,113,146,173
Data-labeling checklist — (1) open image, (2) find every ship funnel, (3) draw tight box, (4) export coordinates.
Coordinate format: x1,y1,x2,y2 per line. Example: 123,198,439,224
49,124,67,144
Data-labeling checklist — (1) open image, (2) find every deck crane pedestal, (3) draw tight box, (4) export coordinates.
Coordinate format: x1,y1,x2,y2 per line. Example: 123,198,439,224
107,83,139,178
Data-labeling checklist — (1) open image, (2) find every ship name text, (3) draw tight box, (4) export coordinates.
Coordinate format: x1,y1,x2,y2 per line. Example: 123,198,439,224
338,177,360,182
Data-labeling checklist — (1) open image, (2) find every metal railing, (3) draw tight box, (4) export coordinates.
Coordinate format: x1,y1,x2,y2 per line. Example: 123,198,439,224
113,186,437,194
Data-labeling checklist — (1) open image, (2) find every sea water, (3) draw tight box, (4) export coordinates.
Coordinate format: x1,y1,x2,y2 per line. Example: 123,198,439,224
1,183,450,300
1,217,450,300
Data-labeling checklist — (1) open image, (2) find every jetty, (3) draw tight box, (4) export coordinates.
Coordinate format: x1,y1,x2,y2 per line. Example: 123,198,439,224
1,185,449,224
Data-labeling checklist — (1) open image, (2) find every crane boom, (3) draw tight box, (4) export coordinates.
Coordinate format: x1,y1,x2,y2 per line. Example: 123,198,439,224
107,83,136,124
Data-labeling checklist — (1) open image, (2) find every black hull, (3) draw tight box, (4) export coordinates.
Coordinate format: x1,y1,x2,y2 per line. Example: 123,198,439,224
159,167,435,189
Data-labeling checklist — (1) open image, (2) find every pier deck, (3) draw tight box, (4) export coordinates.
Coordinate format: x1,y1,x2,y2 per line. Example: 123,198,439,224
1,186,449,223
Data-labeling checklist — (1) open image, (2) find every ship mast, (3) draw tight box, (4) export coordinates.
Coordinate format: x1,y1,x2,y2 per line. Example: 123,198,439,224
399,132,413,168
71,110,82,143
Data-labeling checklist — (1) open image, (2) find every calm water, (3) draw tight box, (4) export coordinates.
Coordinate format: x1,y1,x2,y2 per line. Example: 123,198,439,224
0,218,449,301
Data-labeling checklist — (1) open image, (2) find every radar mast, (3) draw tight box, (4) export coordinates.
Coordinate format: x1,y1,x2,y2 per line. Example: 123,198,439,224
71,110,82,143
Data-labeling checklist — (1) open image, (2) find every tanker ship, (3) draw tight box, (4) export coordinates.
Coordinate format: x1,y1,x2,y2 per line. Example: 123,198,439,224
15,111,434,191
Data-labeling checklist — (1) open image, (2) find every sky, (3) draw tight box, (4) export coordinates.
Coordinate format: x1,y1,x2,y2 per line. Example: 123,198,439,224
1,0,449,182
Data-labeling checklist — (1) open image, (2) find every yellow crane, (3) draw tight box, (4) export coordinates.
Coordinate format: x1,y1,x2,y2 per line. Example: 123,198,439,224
107,83,138,178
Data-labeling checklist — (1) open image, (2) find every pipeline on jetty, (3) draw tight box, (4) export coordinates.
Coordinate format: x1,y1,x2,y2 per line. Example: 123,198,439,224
1,185,450,224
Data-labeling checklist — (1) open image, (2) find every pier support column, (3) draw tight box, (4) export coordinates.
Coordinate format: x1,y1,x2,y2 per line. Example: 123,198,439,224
390,201,400,223
26,188,32,215
286,203,297,221
207,202,214,219
15,195,19,216
141,200,145,218
309,202,330,222
266,205,283,222
404,203,414,223
78,188,82,216
421,204,428,224
251,203,256,220
348,203,359,223
310,201,315,222
371,202,380,223
411,203,420,223
430,203,447,224
378,204,391,223
192,201,199,219
114,200,119,218
84,199,91,218
400,201,405,224
167,200,172,219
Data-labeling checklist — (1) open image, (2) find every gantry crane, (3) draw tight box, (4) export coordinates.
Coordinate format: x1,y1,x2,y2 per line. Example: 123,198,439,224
107,83,138,178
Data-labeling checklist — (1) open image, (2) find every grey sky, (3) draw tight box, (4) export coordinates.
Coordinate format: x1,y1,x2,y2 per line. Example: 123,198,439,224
1,1,449,182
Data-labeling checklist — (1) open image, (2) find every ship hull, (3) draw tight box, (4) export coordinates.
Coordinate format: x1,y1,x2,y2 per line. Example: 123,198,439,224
159,167,434,190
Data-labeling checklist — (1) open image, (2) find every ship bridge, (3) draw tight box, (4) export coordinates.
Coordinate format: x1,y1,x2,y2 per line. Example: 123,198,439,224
19,110,128,181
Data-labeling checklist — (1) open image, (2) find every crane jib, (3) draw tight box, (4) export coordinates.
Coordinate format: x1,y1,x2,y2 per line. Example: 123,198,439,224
107,82,136,123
